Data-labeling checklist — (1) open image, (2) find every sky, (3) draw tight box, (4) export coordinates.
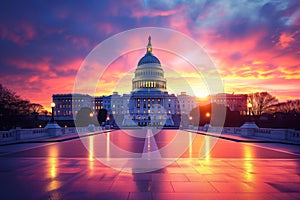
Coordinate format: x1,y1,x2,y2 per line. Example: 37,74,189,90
0,0,299,110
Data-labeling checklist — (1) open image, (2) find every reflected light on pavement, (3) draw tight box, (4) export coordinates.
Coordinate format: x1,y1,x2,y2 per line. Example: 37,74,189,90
48,146,58,179
205,136,211,161
243,145,254,161
89,136,94,172
47,146,61,191
106,132,110,161
147,130,151,160
47,180,61,191
243,145,255,182
189,132,193,158
244,161,254,182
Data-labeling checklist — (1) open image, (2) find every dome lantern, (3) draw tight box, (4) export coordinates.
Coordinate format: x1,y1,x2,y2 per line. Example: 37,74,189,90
133,36,167,92
137,35,161,66
147,36,152,54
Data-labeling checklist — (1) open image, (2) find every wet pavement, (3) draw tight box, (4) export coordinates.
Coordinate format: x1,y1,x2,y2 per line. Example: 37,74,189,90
0,129,299,199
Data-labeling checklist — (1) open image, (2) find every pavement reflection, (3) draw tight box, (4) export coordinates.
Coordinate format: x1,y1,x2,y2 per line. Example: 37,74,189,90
1,129,299,199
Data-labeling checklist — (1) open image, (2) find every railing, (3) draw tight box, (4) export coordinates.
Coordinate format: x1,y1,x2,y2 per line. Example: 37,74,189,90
0,125,106,144
15,128,48,140
220,126,300,142
0,130,16,142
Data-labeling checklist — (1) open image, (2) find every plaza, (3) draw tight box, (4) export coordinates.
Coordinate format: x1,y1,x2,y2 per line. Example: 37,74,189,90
0,129,299,199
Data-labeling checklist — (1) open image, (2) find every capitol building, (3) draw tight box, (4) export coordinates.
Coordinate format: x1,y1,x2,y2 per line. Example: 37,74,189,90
53,37,197,128
52,37,247,127
123,36,177,127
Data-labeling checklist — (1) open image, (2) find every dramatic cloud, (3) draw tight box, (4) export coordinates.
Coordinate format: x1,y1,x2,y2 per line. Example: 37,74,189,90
0,0,299,110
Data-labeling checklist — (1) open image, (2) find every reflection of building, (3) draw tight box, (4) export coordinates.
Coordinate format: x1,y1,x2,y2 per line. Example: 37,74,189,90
211,93,247,115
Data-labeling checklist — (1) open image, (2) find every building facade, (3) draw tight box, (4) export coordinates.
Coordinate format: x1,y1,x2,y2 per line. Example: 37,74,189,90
52,94,93,120
122,36,176,127
211,93,247,115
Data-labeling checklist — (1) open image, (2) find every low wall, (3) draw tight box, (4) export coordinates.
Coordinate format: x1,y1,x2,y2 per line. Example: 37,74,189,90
0,125,105,144
16,128,48,140
0,130,17,142
0,128,49,142
219,126,300,143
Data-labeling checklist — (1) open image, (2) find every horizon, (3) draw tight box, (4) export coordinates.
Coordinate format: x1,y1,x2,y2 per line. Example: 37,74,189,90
1,1,299,111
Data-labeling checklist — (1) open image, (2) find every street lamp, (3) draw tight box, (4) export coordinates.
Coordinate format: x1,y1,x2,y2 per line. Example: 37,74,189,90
89,112,94,118
50,102,55,123
240,101,258,130
247,102,252,116
206,112,210,118
189,116,193,126
45,101,61,134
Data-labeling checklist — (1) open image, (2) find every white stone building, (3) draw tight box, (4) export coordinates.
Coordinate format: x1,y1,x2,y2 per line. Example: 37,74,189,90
52,37,199,127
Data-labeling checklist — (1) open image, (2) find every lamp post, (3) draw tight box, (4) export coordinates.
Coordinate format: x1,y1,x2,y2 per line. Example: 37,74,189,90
106,116,110,125
247,102,252,116
204,112,211,132
189,116,193,123
106,116,110,130
45,101,61,136
240,101,258,134
89,112,94,120
50,102,55,123
189,116,193,128
88,112,95,132
206,112,210,123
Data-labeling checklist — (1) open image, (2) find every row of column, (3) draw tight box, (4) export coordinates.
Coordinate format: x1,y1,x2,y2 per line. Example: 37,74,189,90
133,81,166,89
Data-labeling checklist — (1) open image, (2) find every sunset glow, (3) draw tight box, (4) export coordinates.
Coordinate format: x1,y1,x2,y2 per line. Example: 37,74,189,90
0,1,299,111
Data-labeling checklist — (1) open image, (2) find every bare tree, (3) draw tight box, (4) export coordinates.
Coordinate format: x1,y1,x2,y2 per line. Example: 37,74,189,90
0,84,44,130
248,92,278,115
41,110,48,116
275,99,300,113
29,103,44,113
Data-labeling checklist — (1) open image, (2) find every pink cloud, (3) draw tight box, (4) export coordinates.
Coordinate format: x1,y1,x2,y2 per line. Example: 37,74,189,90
65,35,91,49
0,23,36,46
277,32,297,49
130,7,184,18
5,58,51,72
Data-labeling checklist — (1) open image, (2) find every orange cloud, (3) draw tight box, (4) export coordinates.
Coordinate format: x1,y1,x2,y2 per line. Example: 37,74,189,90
277,32,296,49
